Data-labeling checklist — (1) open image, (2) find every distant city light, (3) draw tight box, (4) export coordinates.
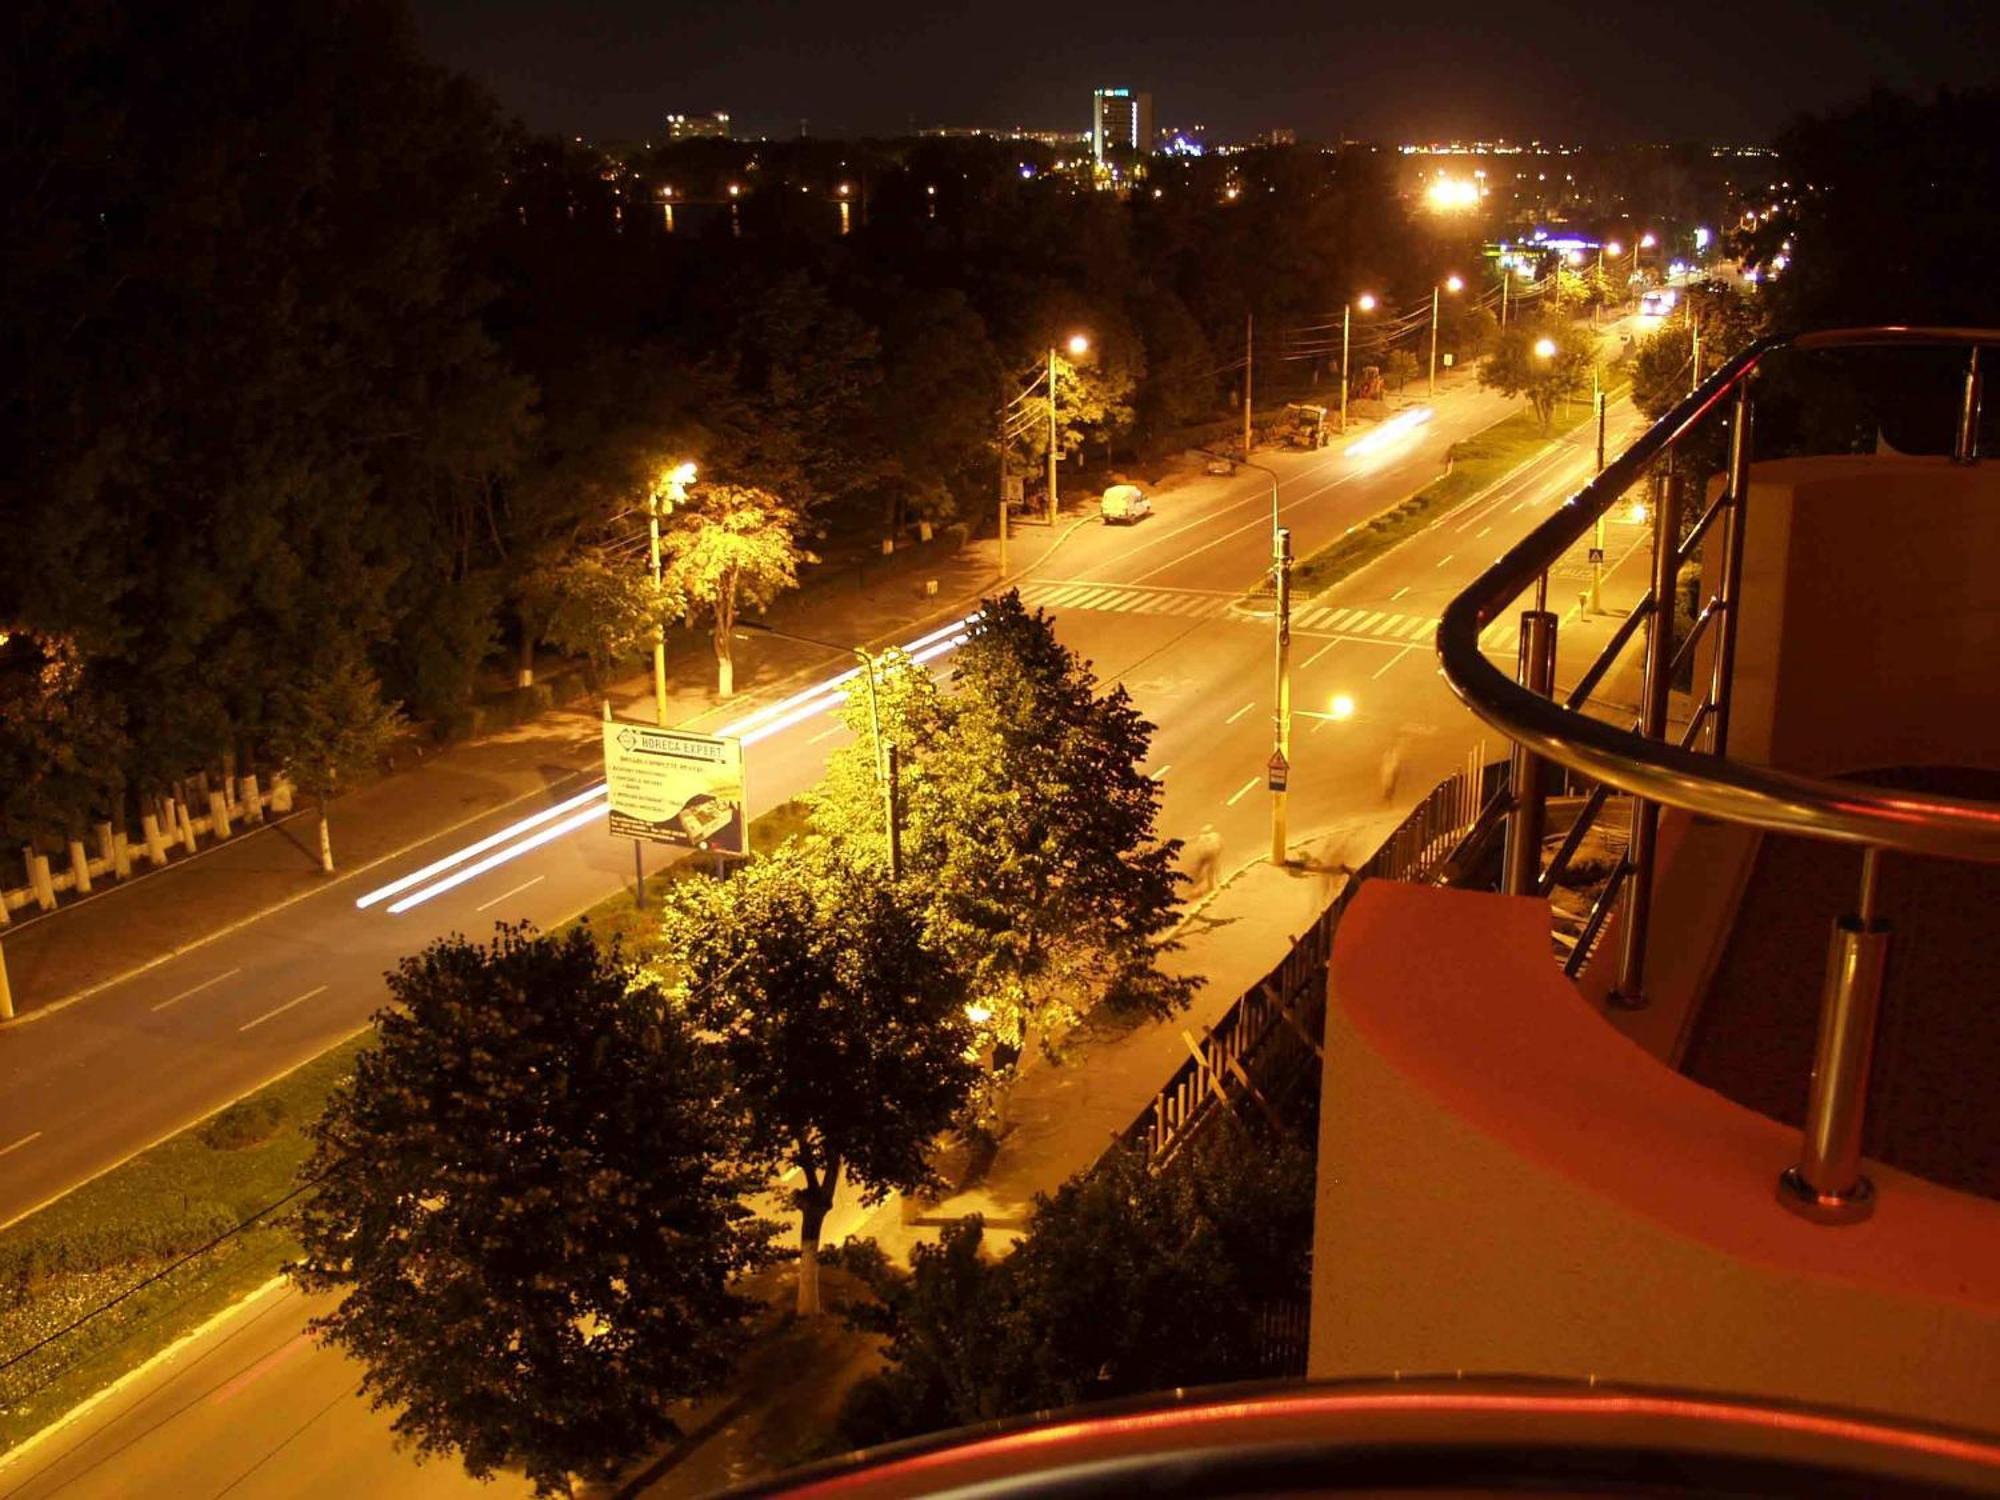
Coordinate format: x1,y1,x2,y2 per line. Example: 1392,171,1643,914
1694,226,1712,250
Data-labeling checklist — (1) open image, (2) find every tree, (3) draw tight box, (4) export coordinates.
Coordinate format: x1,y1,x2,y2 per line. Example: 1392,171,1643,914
658,843,976,1315
806,591,1191,1060
1383,348,1420,393
1478,319,1598,429
1629,282,1763,420
265,650,403,873
292,925,770,1497
523,549,683,682
838,1121,1317,1446
663,483,814,698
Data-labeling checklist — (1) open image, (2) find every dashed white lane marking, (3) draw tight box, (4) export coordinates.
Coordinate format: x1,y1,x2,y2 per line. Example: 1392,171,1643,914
1225,777,1260,807
1373,645,1417,679
238,985,328,1034
151,966,243,1013
1151,764,1172,781
1435,553,1455,568
0,1132,43,1159
475,874,546,913
1390,586,1409,601
1225,701,1255,725
806,724,845,744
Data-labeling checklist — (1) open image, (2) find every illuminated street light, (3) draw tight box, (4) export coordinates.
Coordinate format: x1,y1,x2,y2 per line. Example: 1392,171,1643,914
837,182,851,197
1429,276,1464,395
1046,334,1092,524
1424,176,1480,212
647,462,699,726
1330,692,1355,720
1341,295,1376,433
727,183,741,197
1534,337,1558,359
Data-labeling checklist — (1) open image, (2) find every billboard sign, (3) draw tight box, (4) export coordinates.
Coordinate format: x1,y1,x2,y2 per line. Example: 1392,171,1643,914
601,718,746,855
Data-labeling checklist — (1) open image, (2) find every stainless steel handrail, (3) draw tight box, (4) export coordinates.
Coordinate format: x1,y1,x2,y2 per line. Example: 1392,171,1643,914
1435,324,1996,1225
1438,327,2000,862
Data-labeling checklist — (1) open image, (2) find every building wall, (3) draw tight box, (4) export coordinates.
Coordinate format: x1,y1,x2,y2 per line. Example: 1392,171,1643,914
1722,454,2000,778
1310,882,2000,1435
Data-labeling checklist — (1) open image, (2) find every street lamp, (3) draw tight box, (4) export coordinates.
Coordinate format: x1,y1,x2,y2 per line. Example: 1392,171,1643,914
1048,333,1090,525
648,461,698,726
736,622,900,879
1341,294,1375,434
1429,276,1463,396
1534,336,1558,360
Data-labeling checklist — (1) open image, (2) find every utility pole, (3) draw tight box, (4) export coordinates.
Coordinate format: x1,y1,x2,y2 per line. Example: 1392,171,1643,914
996,400,1009,575
1242,313,1254,460
1046,345,1060,527
1589,368,1608,614
1501,270,1509,328
1428,286,1441,397
1690,310,1702,394
1270,527,1293,867
646,463,696,725
1339,304,1352,434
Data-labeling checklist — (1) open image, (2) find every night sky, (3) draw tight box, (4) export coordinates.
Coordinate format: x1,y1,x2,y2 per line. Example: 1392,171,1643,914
411,0,1998,146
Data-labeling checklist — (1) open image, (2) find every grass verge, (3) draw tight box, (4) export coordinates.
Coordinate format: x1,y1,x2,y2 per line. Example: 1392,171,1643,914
0,1034,370,1453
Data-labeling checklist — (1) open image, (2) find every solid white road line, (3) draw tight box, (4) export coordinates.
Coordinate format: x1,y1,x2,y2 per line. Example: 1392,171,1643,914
475,875,546,913
1225,701,1255,725
1225,777,1260,807
238,985,328,1034
150,967,243,1013
0,1132,43,1159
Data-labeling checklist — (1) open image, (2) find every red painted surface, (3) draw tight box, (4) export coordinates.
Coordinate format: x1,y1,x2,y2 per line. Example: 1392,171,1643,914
1329,881,2000,1304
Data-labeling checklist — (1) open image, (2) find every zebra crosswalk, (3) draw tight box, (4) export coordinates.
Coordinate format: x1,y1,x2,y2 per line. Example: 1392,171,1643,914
1016,578,1442,645
1016,579,1237,620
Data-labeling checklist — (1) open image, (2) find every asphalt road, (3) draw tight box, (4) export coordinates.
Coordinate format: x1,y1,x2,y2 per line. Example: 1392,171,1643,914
0,325,1653,1497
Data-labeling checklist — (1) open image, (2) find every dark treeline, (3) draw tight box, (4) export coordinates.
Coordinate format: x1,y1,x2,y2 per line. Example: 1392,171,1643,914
0,0,1462,850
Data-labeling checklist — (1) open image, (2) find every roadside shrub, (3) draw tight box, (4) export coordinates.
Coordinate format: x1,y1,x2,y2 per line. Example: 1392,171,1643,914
199,1095,288,1151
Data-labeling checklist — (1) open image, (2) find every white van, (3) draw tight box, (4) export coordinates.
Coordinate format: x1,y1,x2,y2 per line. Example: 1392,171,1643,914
1100,484,1152,525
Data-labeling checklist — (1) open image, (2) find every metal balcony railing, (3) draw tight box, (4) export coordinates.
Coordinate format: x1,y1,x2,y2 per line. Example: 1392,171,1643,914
1436,326,1997,1226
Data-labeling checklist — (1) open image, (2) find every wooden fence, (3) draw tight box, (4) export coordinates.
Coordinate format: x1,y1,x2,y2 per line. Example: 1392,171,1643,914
1115,754,1506,1172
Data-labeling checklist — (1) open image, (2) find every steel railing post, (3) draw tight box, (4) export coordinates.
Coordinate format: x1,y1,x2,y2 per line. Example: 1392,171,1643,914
1501,609,1558,897
1954,346,1982,465
1780,848,1889,1223
1708,384,1755,755
1609,466,1682,1008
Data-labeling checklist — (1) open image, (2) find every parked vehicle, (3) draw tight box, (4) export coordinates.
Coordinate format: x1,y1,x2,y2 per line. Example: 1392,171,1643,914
1100,484,1152,524
1281,403,1331,449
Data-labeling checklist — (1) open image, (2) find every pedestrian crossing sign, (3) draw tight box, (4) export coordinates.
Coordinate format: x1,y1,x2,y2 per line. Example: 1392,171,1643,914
1267,751,1289,791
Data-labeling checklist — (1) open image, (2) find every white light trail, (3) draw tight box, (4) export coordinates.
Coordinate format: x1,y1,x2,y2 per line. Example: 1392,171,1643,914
356,781,610,909
376,611,985,914
1346,405,1435,457
384,803,607,915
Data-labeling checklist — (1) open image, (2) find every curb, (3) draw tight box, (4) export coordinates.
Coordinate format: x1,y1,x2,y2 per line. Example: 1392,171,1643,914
0,1275,291,1472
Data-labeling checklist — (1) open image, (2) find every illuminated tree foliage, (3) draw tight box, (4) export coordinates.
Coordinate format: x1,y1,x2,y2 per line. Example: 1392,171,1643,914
807,591,1190,1060
293,925,769,1498
1478,318,1599,429
663,482,814,698
657,842,975,1317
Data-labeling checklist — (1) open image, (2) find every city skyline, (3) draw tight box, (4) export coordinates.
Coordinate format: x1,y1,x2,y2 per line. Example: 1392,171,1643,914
413,0,1998,145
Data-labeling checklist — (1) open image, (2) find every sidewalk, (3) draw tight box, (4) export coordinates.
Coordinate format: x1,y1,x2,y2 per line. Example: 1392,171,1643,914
0,518,1081,1021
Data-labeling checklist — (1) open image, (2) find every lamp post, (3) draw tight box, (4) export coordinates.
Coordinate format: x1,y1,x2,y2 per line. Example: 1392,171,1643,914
648,461,698,726
1270,526,1293,866
1429,275,1463,396
1340,293,1375,434
1048,333,1090,526
736,622,900,879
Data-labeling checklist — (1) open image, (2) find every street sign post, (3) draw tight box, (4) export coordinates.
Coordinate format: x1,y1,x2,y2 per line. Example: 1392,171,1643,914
602,713,747,857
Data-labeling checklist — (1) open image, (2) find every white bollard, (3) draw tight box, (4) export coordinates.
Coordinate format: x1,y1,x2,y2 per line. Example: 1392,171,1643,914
141,812,170,866
67,839,92,895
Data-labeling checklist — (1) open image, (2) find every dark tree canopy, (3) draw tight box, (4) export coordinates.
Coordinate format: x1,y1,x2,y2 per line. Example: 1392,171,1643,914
292,925,770,1496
